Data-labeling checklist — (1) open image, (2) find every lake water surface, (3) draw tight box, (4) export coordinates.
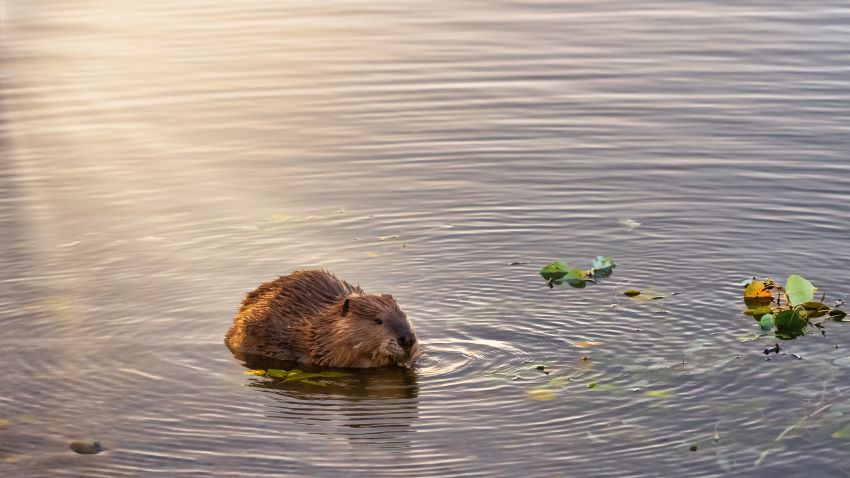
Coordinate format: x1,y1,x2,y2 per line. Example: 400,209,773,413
3,1,850,476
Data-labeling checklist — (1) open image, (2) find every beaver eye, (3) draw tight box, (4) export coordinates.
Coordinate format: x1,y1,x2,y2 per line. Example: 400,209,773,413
374,319,383,325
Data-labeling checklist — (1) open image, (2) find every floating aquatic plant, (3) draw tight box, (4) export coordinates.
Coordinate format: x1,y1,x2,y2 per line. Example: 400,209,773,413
540,256,616,289
742,275,846,339
246,368,349,387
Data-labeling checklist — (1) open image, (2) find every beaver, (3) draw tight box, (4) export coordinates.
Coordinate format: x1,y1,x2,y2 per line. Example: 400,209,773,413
225,270,421,368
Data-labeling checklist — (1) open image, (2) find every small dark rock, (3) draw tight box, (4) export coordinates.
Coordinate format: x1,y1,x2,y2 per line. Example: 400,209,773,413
689,444,698,452
536,365,545,371
70,441,104,455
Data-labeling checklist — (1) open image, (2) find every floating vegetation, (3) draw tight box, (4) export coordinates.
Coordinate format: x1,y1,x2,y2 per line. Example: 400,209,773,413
742,275,847,339
540,256,616,289
526,388,557,401
833,424,850,439
246,368,350,387
622,289,675,301
526,374,571,401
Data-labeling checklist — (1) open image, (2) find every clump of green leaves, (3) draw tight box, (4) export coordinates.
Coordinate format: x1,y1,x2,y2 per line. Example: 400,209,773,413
246,368,349,387
540,256,616,289
742,275,846,339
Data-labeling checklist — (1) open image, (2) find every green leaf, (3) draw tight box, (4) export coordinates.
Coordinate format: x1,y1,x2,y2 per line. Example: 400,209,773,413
746,306,774,319
313,371,349,378
785,275,815,307
832,424,850,439
589,383,628,393
644,389,675,399
759,314,774,332
540,261,569,281
774,309,807,338
623,289,641,297
799,302,830,319
297,379,328,387
265,369,349,381
564,268,589,288
591,256,616,277
829,309,847,321
586,382,598,389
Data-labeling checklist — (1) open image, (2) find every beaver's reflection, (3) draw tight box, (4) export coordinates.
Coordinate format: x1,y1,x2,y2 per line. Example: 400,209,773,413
234,351,419,448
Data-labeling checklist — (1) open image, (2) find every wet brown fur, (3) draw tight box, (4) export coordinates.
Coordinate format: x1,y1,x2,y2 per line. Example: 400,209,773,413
225,270,421,368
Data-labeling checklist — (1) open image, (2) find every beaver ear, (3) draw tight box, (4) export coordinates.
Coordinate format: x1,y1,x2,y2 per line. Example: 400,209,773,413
382,294,394,299
341,298,350,316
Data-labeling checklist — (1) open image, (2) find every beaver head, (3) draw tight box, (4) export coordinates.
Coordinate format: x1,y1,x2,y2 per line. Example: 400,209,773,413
318,293,421,368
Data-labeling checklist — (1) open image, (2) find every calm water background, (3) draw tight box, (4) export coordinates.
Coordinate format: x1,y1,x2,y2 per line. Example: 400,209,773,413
3,1,850,476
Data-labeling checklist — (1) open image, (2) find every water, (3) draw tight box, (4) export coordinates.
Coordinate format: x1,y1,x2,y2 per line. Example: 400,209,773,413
3,1,850,476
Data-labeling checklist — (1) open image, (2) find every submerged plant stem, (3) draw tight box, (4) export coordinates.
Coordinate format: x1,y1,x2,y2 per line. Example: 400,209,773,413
774,403,833,442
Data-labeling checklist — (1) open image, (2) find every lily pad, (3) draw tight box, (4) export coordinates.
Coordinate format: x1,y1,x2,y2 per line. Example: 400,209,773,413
785,275,815,307
564,268,590,288
540,261,569,281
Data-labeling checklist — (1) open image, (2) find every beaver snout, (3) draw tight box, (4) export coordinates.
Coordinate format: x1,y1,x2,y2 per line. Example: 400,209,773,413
397,332,417,349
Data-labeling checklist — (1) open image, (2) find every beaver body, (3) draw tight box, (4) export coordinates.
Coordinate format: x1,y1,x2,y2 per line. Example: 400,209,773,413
225,270,421,368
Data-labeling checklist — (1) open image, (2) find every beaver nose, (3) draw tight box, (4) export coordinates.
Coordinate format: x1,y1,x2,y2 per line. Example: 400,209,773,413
397,332,416,349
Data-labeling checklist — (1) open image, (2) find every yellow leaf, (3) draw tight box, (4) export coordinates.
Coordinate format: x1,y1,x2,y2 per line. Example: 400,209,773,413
527,389,556,401
744,280,774,308
244,369,266,376
0,419,10,426
644,389,675,399
833,424,850,439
